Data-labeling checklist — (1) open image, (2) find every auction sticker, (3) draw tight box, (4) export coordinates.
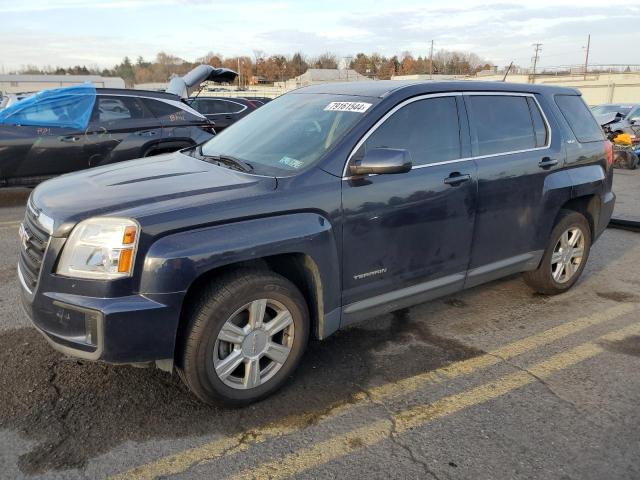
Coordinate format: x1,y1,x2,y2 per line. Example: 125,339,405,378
324,102,372,113
279,156,304,169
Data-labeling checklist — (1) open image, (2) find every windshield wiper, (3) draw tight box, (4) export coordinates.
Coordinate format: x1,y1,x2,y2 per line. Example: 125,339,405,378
195,146,254,173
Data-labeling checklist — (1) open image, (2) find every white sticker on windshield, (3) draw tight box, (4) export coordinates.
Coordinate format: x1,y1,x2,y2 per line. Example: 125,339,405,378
324,102,372,113
279,156,304,169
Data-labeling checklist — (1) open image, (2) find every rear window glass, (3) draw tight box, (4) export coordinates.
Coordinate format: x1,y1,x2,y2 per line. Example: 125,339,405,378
467,95,537,156
555,95,603,143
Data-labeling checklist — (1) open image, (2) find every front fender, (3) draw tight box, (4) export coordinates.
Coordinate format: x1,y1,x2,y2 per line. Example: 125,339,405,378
139,212,341,320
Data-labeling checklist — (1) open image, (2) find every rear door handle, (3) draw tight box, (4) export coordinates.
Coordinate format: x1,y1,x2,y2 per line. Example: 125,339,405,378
59,135,80,143
538,157,558,169
443,173,471,186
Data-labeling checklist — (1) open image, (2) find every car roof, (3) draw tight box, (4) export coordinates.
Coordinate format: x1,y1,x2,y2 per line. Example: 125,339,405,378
96,88,179,100
292,80,580,98
595,103,639,107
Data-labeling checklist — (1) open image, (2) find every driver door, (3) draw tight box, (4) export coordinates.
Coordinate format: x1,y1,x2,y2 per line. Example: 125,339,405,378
341,95,478,323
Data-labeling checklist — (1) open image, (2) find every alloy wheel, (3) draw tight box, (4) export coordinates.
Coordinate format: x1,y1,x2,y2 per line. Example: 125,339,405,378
213,299,295,389
550,227,585,284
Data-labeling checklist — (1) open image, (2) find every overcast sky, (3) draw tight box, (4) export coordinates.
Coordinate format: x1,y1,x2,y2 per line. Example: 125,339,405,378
1,0,639,72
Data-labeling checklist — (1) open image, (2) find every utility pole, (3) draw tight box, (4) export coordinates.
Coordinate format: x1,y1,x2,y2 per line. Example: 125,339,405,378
583,34,591,80
237,57,241,89
531,43,542,84
429,40,434,80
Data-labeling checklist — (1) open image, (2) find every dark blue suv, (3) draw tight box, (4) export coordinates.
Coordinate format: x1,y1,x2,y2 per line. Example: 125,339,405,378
19,81,615,405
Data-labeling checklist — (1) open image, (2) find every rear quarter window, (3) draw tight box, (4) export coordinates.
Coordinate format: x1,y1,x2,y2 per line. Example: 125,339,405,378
555,95,604,143
143,98,203,123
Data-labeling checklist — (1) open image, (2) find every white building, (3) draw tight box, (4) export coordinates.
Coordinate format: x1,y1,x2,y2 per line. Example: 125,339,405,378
0,74,125,94
275,69,370,90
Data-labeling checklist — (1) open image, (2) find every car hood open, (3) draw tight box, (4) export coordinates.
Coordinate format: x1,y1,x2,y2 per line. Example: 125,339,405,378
31,151,275,235
167,65,238,99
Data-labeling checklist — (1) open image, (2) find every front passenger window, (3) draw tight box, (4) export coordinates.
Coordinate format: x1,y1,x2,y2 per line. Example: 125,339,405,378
361,96,461,166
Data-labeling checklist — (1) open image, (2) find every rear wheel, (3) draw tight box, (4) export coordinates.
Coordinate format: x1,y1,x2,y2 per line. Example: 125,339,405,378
523,210,591,295
178,270,309,406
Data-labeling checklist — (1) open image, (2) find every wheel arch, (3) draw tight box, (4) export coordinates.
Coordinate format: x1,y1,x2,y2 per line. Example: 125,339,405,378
175,253,326,360
139,213,342,361
557,194,600,239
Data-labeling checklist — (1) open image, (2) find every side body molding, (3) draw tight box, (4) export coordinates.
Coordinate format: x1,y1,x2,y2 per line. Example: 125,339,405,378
139,213,342,337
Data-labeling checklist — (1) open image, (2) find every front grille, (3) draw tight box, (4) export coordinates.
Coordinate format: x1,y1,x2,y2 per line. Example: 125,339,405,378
18,205,51,292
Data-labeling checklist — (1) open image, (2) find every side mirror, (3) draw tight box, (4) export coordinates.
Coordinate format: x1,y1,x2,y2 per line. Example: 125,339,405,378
349,148,412,176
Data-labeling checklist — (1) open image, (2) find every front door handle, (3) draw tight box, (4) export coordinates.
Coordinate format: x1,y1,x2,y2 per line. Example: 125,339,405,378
538,157,558,169
444,172,471,186
59,135,80,143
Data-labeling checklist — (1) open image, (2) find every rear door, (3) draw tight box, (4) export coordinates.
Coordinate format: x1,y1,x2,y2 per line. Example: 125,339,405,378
341,94,478,322
84,95,160,166
143,97,209,142
463,92,563,287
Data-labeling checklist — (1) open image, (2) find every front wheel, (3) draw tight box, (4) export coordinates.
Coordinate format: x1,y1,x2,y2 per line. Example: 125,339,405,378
177,270,309,406
523,210,592,295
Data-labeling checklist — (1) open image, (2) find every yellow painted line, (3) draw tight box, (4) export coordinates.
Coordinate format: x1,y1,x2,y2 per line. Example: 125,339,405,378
0,220,21,227
111,303,634,480
230,323,640,480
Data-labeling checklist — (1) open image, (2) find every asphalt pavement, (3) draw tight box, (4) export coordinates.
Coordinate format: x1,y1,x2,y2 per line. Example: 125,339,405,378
0,172,638,480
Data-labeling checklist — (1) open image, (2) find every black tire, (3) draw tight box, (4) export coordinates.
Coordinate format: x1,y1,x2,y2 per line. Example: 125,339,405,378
177,269,309,406
523,210,592,295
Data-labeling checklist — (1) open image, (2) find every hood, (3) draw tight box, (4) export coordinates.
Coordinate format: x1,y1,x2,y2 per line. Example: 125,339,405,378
595,111,627,127
31,151,276,235
166,65,238,99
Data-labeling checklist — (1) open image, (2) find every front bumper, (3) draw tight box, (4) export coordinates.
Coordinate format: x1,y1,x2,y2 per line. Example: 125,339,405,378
20,272,185,363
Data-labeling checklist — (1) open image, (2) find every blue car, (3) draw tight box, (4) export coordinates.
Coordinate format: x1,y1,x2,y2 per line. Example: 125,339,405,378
21,80,614,405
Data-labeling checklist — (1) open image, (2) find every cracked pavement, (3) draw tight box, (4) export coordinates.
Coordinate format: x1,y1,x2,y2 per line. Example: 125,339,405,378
0,181,640,479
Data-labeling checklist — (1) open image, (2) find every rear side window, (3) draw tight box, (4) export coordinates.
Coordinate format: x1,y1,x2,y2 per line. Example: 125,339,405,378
467,95,538,156
209,100,245,114
362,96,461,166
555,95,603,143
143,98,202,122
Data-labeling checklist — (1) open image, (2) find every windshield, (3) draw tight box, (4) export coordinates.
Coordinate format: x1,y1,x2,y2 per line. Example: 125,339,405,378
591,104,634,117
200,93,378,175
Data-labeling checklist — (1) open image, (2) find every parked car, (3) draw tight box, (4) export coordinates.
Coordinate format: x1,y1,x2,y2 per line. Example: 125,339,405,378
20,81,614,406
596,111,639,169
0,86,213,187
591,103,640,143
0,66,237,187
0,92,35,110
186,97,259,131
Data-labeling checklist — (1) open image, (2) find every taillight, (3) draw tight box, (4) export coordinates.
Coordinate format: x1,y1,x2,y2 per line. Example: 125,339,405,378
605,140,614,167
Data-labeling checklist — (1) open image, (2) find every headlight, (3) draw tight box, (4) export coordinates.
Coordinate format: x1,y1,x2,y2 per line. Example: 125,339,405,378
57,217,140,280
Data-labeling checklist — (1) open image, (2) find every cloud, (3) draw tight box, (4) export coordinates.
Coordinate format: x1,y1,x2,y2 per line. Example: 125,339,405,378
1,0,639,71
